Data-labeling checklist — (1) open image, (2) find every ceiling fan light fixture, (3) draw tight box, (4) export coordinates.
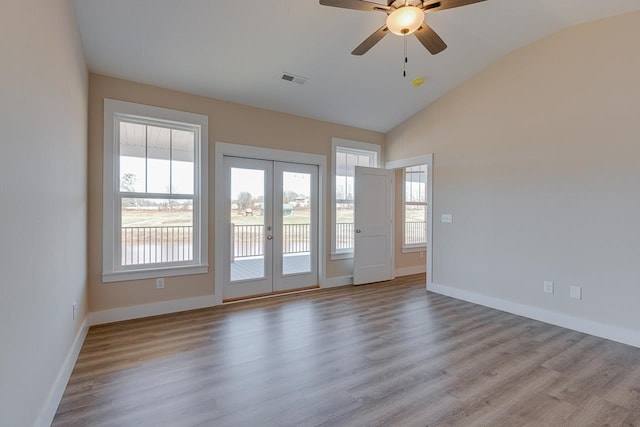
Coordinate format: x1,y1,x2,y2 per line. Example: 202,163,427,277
386,6,423,36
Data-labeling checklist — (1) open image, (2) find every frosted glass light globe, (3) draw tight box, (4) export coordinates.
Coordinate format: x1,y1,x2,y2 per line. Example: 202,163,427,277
386,6,424,36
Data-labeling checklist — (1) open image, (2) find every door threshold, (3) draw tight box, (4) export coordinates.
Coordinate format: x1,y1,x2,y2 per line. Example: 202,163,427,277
223,285,320,304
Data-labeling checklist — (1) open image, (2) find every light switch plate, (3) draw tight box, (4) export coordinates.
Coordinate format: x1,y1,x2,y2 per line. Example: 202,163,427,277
543,281,554,294
441,214,453,223
156,278,165,289
570,285,581,300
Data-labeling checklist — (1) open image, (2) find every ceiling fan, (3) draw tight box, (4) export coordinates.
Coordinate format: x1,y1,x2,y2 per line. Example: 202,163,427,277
319,0,486,55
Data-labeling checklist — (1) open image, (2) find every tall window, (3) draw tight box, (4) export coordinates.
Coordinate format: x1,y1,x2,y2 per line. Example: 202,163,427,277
403,164,428,249
331,138,380,258
103,100,208,282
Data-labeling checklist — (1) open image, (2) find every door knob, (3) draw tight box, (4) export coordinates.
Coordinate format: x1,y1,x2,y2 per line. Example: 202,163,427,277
355,229,361,233
267,235,273,240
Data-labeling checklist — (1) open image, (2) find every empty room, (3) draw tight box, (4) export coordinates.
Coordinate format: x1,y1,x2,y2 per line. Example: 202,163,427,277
2,0,640,426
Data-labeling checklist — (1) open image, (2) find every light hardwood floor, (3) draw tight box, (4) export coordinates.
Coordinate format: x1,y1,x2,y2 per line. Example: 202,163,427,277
53,274,640,426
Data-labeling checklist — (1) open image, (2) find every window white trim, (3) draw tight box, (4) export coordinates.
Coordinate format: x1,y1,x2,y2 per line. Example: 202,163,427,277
386,154,433,287
102,99,208,282
331,138,382,260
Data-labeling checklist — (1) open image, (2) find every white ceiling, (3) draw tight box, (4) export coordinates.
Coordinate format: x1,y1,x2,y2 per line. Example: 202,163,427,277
73,0,640,133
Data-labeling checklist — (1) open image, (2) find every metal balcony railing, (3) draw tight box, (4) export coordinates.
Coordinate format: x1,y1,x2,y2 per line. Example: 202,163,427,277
230,223,313,261
405,221,427,245
336,222,354,250
120,221,409,266
121,226,193,265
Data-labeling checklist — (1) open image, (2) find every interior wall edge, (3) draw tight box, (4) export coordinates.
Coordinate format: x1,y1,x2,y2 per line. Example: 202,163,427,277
35,316,90,427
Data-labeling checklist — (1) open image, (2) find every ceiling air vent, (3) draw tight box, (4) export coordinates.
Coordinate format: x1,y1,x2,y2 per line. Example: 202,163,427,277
281,73,308,85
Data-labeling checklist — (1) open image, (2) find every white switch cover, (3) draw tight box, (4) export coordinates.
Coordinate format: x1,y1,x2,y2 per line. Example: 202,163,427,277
441,214,453,223
156,278,165,289
570,285,582,300
543,281,554,294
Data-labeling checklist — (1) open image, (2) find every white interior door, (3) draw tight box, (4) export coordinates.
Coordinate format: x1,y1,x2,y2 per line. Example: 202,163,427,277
223,156,318,300
353,166,394,285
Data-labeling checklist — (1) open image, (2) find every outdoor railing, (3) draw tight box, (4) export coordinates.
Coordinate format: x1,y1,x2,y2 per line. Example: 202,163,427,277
121,226,193,265
405,221,427,246
120,221,385,265
230,223,312,261
336,222,354,250
282,223,310,255
231,224,264,259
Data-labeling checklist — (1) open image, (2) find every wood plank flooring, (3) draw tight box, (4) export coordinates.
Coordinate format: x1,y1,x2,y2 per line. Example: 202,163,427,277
53,274,640,426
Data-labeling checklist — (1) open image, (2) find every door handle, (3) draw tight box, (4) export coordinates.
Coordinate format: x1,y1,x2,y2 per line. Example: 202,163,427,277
355,229,361,233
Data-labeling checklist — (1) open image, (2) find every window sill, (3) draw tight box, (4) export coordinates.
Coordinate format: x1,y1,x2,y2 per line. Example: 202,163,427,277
102,264,209,283
330,251,353,261
401,246,427,254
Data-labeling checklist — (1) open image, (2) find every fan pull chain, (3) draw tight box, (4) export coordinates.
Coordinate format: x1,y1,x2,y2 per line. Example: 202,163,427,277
403,36,408,77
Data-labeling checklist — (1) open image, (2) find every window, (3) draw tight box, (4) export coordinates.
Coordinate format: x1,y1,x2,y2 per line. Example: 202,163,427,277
103,99,208,282
331,138,380,258
403,164,428,249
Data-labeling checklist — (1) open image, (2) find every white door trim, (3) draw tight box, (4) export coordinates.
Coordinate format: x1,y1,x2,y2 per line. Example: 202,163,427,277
214,142,327,304
385,154,434,289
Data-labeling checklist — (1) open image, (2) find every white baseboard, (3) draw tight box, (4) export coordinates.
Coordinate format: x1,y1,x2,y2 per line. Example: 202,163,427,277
321,275,353,288
429,283,640,349
90,294,217,325
394,265,427,277
35,316,90,427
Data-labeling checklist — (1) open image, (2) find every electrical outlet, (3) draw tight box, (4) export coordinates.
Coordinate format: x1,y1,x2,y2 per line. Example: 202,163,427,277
441,214,453,223
570,285,582,300
72,303,76,320
543,281,554,294
156,278,165,289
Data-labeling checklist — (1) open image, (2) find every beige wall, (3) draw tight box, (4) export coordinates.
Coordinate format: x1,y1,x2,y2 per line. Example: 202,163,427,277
88,74,386,311
386,12,640,332
0,0,88,425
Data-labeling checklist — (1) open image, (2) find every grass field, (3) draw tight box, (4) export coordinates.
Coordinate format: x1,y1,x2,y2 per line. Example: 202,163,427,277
122,206,425,227
122,209,193,227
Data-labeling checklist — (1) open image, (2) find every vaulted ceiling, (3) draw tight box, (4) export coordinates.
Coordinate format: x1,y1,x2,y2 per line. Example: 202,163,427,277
73,0,640,132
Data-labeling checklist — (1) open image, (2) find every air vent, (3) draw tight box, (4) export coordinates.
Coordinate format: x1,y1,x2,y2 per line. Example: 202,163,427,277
281,73,308,85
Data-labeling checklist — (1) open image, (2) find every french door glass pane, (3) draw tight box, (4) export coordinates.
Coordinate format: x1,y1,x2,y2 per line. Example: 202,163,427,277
230,167,265,282
282,171,312,275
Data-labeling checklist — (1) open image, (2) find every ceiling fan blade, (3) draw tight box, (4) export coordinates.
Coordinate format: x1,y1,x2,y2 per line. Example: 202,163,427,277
319,0,391,12
422,0,486,13
352,25,390,55
414,24,447,54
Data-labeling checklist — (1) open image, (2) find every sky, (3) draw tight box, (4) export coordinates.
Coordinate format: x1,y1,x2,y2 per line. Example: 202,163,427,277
230,168,311,201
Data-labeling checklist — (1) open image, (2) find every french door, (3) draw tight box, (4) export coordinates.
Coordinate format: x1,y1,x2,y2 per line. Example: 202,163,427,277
223,156,318,300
